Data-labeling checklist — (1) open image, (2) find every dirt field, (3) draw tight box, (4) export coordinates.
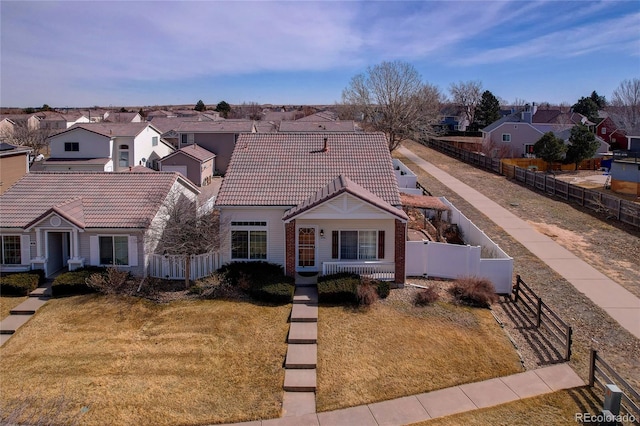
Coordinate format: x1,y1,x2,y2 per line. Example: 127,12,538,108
396,140,640,390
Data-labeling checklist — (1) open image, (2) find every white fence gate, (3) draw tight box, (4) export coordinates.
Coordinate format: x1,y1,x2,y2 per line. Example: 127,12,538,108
148,252,220,280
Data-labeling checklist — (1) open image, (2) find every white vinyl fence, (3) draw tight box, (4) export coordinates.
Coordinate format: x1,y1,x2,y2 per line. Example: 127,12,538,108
148,252,220,280
405,197,513,294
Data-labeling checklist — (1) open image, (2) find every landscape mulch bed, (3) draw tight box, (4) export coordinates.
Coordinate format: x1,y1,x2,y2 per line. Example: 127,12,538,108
397,140,640,390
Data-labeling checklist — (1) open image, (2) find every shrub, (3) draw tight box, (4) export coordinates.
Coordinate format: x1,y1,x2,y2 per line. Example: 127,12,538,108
449,276,498,308
317,273,359,304
0,271,43,296
52,267,104,296
250,281,295,304
375,280,390,299
216,261,294,303
356,282,378,307
414,287,439,306
86,267,131,295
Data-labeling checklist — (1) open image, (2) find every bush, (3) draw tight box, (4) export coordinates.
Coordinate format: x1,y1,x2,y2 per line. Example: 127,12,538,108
449,276,498,308
216,261,294,303
250,281,295,304
375,280,390,299
52,267,104,296
414,287,439,306
0,271,44,296
317,273,359,304
86,267,131,295
356,282,378,307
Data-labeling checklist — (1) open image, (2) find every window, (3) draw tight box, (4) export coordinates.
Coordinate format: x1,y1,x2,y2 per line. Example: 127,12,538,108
231,222,267,260
601,127,606,134
334,230,380,260
1,236,21,264
524,144,535,155
99,236,128,265
64,142,79,152
119,151,129,167
502,134,511,142
152,136,158,146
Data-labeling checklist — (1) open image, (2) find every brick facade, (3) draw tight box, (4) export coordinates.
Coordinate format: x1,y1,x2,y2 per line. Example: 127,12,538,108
394,219,406,284
285,220,296,277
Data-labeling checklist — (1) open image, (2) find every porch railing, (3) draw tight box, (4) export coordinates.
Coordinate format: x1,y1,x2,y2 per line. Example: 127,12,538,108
322,261,395,281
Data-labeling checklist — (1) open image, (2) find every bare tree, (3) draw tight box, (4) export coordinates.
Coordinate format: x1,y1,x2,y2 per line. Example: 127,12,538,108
341,60,443,151
610,78,640,133
0,122,51,156
448,80,482,127
146,190,224,288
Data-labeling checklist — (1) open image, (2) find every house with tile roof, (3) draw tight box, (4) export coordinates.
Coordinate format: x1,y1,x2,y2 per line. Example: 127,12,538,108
481,104,609,158
215,132,408,284
43,122,174,172
175,120,256,175
0,171,199,277
0,143,32,195
158,144,216,187
278,120,358,132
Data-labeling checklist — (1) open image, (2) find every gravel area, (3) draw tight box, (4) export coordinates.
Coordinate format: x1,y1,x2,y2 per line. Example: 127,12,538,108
396,140,640,390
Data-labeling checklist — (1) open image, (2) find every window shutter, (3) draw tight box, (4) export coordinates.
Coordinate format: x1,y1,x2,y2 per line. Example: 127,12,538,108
377,231,385,259
20,235,31,265
331,231,339,259
89,235,99,265
128,236,138,267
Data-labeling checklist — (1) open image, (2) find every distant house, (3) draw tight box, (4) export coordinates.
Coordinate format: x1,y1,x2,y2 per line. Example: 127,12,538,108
296,110,339,122
175,120,256,175
103,111,143,123
481,104,609,158
215,132,408,284
158,144,216,187
0,143,32,195
278,120,358,132
31,111,90,131
596,115,628,150
0,171,199,277
43,122,173,172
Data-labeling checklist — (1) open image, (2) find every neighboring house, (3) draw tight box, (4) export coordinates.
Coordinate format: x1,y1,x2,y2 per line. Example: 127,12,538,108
158,144,216,187
0,171,199,277
296,110,339,122
103,111,143,123
175,120,256,175
0,143,32,195
596,115,627,149
215,132,408,284
32,111,90,131
43,122,174,172
482,104,608,158
278,120,357,132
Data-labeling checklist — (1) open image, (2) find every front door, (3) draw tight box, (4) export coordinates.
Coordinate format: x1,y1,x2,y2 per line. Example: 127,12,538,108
297,227,316,270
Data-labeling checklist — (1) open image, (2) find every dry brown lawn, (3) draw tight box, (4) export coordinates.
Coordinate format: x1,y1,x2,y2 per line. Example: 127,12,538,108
410,387,602,426
316,292,523,412
0,295,290,425
0,296,27,320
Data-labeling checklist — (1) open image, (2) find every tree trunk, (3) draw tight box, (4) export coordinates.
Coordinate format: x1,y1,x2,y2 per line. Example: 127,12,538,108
184,255,191,289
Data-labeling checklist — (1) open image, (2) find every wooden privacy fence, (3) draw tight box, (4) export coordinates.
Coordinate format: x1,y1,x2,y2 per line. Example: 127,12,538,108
589,349,640,420
423,139,640,230
512,275,572,361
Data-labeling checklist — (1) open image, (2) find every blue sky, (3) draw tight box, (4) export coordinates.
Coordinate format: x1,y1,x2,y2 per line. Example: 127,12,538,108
1,1,638,108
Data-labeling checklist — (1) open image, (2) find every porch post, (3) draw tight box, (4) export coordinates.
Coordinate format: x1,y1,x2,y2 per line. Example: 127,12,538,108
394,219,406,285
285,220,296,277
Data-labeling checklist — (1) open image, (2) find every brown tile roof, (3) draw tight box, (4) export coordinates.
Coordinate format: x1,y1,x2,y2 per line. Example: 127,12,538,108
42,157,111,165
59,122,155,138
216,132,401,207
0,172,197,229
296,111,338,122
283,175,408,221
176,120,255,133
161,144,216,163
278,121,356,132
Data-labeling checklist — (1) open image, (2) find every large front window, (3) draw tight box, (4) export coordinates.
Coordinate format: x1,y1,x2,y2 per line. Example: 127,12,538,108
338,230,377,260
99,236,128,265
1,236,21,264
118,145,129,168
231,222,267,260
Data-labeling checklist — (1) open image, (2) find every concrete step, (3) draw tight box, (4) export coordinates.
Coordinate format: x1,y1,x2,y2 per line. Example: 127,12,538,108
0,315,32,334
285,344,317,369
0,334,12,346
29,286,52,298
293,286,318,304
288,322,317,344
282,391,316,417
295,273,318,287
290,303,318,322
10,297,49,315
283,368,316,392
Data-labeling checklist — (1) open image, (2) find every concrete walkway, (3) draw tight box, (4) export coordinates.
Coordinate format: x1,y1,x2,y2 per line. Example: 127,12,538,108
398,146,640,339
0,282,52,346
221,363,584,426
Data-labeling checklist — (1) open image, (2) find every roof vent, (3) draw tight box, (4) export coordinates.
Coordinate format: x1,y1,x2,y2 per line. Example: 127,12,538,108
322,137,328,152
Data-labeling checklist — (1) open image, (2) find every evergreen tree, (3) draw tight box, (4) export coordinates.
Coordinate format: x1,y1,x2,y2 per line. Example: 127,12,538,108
565,124,600,169
533,132,566,171
194,100,206,112
215,101,231,118
572,97,599,123
474,90,501,128
590,90,607,109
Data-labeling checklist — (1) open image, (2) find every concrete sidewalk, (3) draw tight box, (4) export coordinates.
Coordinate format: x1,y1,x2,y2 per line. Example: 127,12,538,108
220,363,584,426
398,146,640,339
